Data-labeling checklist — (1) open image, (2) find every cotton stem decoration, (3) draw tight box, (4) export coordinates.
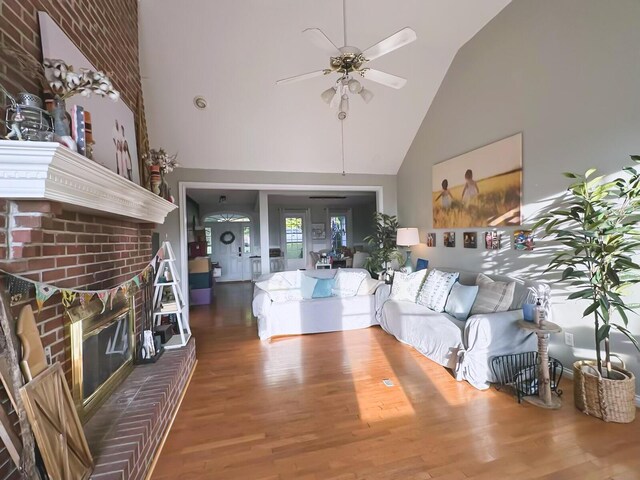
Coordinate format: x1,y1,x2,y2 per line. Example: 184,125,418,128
43,59,120,101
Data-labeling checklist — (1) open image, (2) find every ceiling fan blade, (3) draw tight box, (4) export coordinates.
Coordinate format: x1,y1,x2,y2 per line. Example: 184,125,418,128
276,70,329,85
361,69,407,89
303,28,342,56
362,27,417,61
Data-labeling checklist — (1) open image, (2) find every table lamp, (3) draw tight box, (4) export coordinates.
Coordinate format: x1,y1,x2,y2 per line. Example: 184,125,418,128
396,228,420,273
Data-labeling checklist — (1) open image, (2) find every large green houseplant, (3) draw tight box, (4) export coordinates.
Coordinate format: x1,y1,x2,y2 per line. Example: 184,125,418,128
535,156,640,422
363,213,403,280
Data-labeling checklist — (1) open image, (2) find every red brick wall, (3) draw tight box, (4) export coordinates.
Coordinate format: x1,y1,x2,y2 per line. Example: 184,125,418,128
0,0,143,119
0,200,154,479
0,2,151,477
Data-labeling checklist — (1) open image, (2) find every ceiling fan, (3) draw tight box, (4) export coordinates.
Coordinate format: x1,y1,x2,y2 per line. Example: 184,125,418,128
276,0,417,114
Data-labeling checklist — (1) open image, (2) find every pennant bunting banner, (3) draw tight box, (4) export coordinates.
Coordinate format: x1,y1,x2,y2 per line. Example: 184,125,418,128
97,291,109,313
2,245,164,310
35,284,58,313
61,290,77,308
8,276,32,305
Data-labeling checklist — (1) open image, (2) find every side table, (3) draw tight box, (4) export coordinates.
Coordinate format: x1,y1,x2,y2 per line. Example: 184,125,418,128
517,320,562,409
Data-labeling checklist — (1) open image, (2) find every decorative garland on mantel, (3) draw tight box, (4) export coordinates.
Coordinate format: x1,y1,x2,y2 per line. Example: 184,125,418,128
2,247,164,313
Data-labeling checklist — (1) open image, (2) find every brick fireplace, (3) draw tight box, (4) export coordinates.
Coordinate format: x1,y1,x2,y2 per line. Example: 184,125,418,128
0,139,192,479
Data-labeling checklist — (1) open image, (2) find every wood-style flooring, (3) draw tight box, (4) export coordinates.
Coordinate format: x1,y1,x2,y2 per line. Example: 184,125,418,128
151,282,640,480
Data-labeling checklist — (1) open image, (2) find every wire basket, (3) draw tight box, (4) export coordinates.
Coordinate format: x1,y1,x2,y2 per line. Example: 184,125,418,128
491,351,563,403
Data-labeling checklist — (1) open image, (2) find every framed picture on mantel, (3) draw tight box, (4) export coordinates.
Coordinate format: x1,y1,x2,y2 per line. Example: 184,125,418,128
39,12,141,185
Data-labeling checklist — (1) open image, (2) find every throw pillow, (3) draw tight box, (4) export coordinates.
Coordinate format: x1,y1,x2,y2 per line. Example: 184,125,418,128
300,274,317,299
417,269,459,312
357,277,382,296
390,269,428,302
445,282,479,321
332,269,368,297
255,274,296,292
313,278,334,298
469,273,516,315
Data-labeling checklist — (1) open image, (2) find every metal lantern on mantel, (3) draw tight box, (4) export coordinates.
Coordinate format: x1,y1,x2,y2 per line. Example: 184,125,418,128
3,89,54,141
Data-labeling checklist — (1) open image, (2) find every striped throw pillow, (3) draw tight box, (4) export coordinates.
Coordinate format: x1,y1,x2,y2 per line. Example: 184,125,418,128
469,273,515,315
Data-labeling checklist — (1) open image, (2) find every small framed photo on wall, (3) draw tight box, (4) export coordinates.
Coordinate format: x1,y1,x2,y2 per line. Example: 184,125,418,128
484,231,501,250
513,230,534,251
444,232,456,248
426,233,436,247
463,232,477,248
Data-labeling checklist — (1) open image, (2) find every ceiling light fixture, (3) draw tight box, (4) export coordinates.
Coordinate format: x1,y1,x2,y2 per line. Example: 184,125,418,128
193,96,208,110
276,0,416,116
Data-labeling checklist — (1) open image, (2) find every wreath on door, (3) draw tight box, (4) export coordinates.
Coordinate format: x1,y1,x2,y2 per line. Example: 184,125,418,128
220,231,235,245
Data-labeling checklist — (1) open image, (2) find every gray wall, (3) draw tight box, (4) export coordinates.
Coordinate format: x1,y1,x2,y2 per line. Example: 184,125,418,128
267,198,376,249
157,167,396,280
397,0,640,387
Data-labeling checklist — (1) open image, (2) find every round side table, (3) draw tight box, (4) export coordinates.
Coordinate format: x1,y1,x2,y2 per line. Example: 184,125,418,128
517,320,562,409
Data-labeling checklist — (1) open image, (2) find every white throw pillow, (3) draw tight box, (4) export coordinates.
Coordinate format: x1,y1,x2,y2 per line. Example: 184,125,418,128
390,269,428,302
469,273,515,315
417,269,459,312
357,277,383,296
332,269,368,297
255,274,296,292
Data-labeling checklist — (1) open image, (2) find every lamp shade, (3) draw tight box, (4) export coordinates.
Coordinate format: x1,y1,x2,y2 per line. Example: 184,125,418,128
397,228,420,246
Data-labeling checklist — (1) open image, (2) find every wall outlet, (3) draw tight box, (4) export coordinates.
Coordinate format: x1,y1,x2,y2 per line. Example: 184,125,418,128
564,332,574,347
44,345,52,365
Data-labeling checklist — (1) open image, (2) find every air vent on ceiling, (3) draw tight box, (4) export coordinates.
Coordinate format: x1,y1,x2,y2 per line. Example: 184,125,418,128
309,196,347,200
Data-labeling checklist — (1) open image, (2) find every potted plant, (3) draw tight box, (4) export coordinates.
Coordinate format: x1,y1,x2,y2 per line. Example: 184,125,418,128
363,213,403,281
534,156,640,423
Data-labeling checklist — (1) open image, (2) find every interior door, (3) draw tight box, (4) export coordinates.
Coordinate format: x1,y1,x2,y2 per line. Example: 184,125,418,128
283,213,307,270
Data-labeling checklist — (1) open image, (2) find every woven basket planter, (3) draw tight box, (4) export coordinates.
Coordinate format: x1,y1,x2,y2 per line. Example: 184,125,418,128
573,359,636,423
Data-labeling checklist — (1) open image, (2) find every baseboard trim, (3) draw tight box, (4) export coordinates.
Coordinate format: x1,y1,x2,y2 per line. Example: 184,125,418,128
561,366,640,407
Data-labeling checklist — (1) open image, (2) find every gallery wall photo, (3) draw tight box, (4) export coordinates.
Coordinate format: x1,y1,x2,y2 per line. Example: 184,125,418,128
432,133,522,229
39,12,141,185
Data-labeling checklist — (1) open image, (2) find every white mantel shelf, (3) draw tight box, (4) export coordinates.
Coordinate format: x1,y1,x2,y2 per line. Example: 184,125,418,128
0,140,177,224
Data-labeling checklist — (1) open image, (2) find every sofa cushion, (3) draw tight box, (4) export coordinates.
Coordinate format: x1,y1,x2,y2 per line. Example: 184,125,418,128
314,278,334,298
445,282,479,321
332,269,367,297
357,277,382,296
470,273,515,315
417,269,459,312
300,274,317,299
390,269,428,302
255,271,300,292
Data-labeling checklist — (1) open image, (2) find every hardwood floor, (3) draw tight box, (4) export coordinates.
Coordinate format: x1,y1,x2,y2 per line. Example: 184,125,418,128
152,282,640,480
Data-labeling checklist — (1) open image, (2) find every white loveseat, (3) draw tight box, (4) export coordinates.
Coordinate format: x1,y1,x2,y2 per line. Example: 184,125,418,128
252,268,387,340
380,269,541,390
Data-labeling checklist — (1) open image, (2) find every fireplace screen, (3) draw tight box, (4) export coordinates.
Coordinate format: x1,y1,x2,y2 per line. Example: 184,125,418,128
67,291,134,422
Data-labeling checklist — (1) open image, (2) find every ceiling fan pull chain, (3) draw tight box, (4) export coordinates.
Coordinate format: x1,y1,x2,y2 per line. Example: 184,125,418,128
341,119,346,176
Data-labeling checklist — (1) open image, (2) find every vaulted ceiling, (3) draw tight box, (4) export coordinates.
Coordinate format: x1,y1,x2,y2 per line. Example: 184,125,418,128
139,0,510,175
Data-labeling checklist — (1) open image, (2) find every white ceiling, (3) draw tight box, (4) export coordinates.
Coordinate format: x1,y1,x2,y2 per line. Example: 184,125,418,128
187,189,258,207
139,0,510,175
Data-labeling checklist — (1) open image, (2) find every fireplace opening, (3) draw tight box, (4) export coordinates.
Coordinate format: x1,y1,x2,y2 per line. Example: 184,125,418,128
66,290,134,422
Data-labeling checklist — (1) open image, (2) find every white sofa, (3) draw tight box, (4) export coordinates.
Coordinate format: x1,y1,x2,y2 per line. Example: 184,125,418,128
380,269,541,390
252,268,387,340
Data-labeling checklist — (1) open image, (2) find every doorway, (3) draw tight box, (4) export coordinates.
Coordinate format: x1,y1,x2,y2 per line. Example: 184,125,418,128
281,210,308,270
206,218,252,282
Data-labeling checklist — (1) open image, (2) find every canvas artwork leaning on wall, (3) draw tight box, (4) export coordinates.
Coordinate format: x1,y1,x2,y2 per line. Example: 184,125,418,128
432,133,522,228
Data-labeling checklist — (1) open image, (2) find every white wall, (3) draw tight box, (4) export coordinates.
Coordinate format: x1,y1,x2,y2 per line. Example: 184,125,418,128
397,0,640,387
267,198,376,250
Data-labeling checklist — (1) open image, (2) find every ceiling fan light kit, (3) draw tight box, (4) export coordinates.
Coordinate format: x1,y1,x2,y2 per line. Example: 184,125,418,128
276,0,416,175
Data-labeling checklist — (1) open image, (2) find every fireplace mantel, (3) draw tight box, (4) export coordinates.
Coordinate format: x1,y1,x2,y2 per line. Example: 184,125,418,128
0,140,176,224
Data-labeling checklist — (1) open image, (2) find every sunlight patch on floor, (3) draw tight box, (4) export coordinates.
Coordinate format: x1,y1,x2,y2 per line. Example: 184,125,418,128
343,331,416,422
